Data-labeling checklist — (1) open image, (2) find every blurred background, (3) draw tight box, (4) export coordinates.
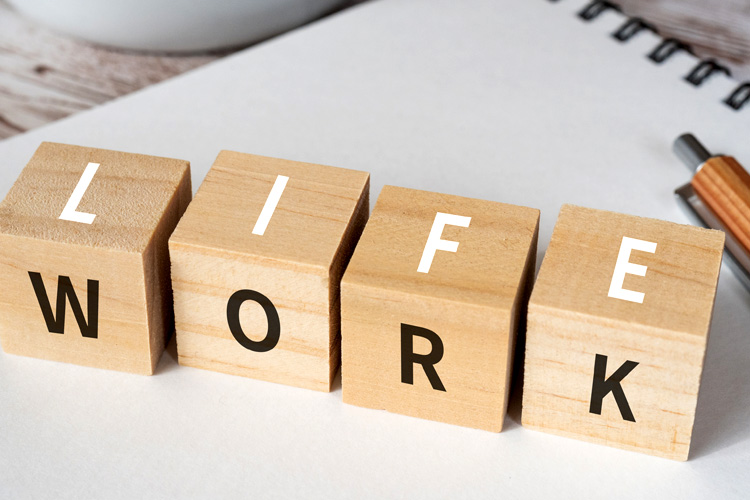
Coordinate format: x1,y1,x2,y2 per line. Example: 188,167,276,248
0,0,748,141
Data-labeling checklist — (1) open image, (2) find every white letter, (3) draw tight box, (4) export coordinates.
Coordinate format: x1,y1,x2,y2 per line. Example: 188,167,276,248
59,162,99,224
252,175,289,236
417,212,471,274
608,236,657,304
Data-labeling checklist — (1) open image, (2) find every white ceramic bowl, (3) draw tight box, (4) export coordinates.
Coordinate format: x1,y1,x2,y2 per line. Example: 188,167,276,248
7,0,347,52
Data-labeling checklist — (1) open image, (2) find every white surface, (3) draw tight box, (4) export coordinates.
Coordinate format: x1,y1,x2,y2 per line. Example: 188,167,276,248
6,0,346,52
1,0,749,497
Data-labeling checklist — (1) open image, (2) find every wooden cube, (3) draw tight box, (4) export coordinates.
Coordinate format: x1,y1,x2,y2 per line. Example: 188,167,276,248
341,186,539,431
169,151,369,392
0,142,192,374
522,204,725,460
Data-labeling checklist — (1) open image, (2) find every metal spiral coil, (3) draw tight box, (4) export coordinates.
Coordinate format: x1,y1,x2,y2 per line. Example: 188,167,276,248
573,0,749,111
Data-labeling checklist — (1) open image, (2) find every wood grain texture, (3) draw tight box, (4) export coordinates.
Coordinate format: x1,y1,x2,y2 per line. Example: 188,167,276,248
692,156,750,253
618,0,750,81
522,204,724,460
169,151,369,392
0,0,748,141
341,186,539,431
0,2,220,139
0,142,192,374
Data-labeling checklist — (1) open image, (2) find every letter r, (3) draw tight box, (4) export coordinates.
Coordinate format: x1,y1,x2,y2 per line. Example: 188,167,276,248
401,323,446,392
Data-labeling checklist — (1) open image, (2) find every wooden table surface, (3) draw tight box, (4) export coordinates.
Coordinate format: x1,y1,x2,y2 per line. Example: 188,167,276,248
618,0,750,78
0,0,748,140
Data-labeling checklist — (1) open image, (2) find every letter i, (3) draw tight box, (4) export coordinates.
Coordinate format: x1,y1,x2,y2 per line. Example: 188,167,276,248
253,175,289,236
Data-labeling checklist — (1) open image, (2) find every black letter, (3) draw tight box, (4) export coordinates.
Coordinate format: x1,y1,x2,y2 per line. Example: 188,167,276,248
226,289,280,353
589,354,639,422
28,272,99,339
401,323,446,392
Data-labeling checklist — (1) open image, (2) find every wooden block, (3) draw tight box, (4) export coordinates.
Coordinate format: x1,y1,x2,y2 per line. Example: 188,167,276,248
521,204,725,460
168,151,369,392
0,142,192,374
341,186,539,431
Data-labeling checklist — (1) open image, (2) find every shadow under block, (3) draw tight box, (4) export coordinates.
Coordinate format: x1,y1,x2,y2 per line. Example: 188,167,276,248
0,142,192,374
168,151,369,392
341,186,540,431
521,204,725,460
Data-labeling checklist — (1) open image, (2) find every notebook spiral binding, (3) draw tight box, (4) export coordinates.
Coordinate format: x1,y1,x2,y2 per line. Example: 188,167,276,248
570,0,750,111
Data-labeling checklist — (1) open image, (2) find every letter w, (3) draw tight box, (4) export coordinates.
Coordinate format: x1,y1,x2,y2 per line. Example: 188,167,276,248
28,272,99,339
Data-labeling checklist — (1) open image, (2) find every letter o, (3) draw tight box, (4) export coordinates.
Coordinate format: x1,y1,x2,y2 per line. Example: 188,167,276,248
226,289,280,353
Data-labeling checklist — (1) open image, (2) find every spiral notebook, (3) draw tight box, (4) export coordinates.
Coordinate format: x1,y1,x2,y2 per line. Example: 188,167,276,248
0,0,749,498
